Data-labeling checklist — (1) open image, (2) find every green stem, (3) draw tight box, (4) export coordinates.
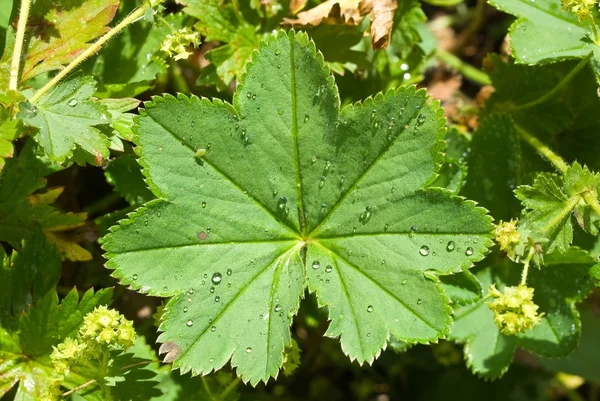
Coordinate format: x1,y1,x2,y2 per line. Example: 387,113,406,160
520,246,536,285
554,375,586,401
514,125,569,173
61,379,96,397
156,13,177,33
30,5,149,104
8,0,31,90
215,377,242,401
508,54,591,112
583,191,600,217
435,48,491,85
453,0,486,52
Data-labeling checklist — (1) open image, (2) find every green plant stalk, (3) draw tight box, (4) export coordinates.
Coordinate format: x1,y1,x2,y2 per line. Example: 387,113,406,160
30,4,149,104
508,54,591,112
583,191,600,218
8,0,32,90
435,48,491,85
514,125,568,173
520,246,536,285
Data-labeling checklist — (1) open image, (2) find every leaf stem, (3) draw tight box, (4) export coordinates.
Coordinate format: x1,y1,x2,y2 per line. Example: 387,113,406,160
30,4,149,104
514,125,568,173
215,377,242,401
435,48,491,85
520,246,536,285
583,191,600,217
8,0,31,90
156,13,178,33
61,379,96,397
507,54,591,112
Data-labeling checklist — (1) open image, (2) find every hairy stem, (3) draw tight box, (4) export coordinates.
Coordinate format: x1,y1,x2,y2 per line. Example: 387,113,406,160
61,379,96,397
30,4,149,104
514,125,568,173
8,0,31,90
435,48,491,85
520,246,536,285
583,191,600,217
508,54,591,112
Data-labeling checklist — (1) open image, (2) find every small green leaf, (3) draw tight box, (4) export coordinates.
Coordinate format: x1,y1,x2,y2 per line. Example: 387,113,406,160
515,173,574,253
431,127,469,194
488,0,600,79
451,249,596,379
439,270,483,306
21,75,111,165
104,31,494,384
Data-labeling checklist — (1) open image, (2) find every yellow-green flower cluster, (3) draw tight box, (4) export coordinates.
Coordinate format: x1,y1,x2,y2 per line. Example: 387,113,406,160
50,306,136,377
487,284,543,335
79,305,136,347
562,0,598,21
495,220,521,260
161,28,201,61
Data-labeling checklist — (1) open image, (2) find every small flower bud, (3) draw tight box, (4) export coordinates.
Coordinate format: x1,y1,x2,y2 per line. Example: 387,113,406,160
487,284,543,335
161,28,201,61
495,220,521,259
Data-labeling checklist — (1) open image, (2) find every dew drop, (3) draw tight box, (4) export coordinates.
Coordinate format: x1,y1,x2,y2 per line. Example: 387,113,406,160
215,296,221,302
188,288,194,295
384,223,389,232
274,304,282,312
446,241,455,252
227,268,233,276
417,114,426,125
211,326,216,332
246,347,252,353
278,109,284,115
367,305,374,313
304,114,310,123
275,49,281,55
186,320,193,327
201,201,207,208
211,272,222,285
67,98,78,107
246,92,252,99
402,279,408,285
183,307,188,313
417,298,423,305
210,286,215,293
312,261,320,270
132,274,138,280
465,247,474,256
325,265,333,273
359,206,373,224
163,286,168,291
252,94,256,100
419,246,430,256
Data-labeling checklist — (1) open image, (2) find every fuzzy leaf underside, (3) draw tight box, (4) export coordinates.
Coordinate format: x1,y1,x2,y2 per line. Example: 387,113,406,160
103,31,494,384
451,249,596,379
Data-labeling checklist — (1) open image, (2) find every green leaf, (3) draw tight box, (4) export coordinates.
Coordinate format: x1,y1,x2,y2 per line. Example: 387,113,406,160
85,3,186,97
451,249,596,379
539,306,600,383
103,31,494,384
439,270,483,306
0,140,87,247
462,115,521,221
178,0,264,86
105,154,155,206
21,0,119,83
488,0,600,79
21,75,111,165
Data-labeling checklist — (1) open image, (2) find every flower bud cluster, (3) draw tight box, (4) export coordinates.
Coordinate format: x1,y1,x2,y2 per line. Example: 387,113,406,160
495,220,521,260
487,284,543,335
161,28,201,61
562,0,598,21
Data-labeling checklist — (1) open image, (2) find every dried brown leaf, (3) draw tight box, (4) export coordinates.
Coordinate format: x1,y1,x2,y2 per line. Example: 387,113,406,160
359,0,397,49
282,0,363,27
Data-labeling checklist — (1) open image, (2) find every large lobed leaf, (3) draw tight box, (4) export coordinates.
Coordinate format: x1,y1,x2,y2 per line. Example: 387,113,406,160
103,30,494,384
450,249,596,379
